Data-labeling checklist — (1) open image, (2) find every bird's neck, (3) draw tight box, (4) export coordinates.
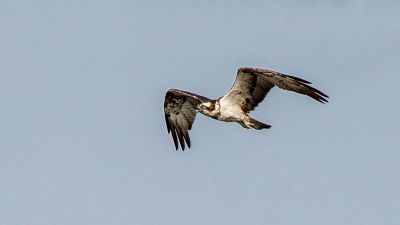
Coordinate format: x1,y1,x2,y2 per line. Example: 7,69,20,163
199,99,221,119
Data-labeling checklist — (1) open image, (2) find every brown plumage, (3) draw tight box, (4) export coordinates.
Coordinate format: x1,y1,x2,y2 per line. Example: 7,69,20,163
164,67,329,150
164,89,210,150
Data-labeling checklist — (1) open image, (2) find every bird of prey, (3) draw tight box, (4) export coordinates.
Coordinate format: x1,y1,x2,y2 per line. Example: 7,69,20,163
164,67,328,150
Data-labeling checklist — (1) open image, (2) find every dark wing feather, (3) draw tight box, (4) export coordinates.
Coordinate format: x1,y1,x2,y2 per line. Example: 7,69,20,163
164,89,209,151
221,67,329,112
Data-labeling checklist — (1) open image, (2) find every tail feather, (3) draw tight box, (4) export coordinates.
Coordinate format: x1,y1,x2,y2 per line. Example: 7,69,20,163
248,117,271,130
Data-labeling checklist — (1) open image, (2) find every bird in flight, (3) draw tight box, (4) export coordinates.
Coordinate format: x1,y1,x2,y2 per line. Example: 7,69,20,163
164,67,329,150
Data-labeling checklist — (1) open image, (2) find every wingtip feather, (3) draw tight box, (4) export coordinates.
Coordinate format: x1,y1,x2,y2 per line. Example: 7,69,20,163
170,125,179,150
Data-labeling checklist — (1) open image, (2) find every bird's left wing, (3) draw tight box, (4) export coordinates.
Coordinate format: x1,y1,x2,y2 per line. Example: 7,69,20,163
221,67,329,113
164,89,210,150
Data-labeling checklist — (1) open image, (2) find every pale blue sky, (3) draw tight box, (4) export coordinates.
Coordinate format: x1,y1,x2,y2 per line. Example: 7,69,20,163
1,1,399,225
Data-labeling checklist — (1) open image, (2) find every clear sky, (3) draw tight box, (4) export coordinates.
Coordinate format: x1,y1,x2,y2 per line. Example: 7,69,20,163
1,1,399,225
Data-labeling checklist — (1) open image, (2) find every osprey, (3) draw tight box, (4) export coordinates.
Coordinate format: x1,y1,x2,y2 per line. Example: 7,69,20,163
164,67,328,150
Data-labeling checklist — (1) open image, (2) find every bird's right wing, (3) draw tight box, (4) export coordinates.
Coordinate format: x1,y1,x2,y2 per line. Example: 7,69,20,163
164,89,210,150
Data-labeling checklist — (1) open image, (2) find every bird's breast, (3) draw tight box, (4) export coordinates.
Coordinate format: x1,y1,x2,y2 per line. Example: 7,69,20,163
217,100,244,122
218,107,243,122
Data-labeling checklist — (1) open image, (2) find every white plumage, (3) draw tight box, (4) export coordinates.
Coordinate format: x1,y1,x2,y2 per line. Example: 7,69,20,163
164,67,329,150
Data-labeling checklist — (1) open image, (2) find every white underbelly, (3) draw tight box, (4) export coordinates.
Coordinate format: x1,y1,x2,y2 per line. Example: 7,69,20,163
218,106,244,122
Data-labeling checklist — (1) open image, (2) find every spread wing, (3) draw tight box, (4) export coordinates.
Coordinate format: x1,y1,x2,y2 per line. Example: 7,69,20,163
164,89,210,151
221,67,329,112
